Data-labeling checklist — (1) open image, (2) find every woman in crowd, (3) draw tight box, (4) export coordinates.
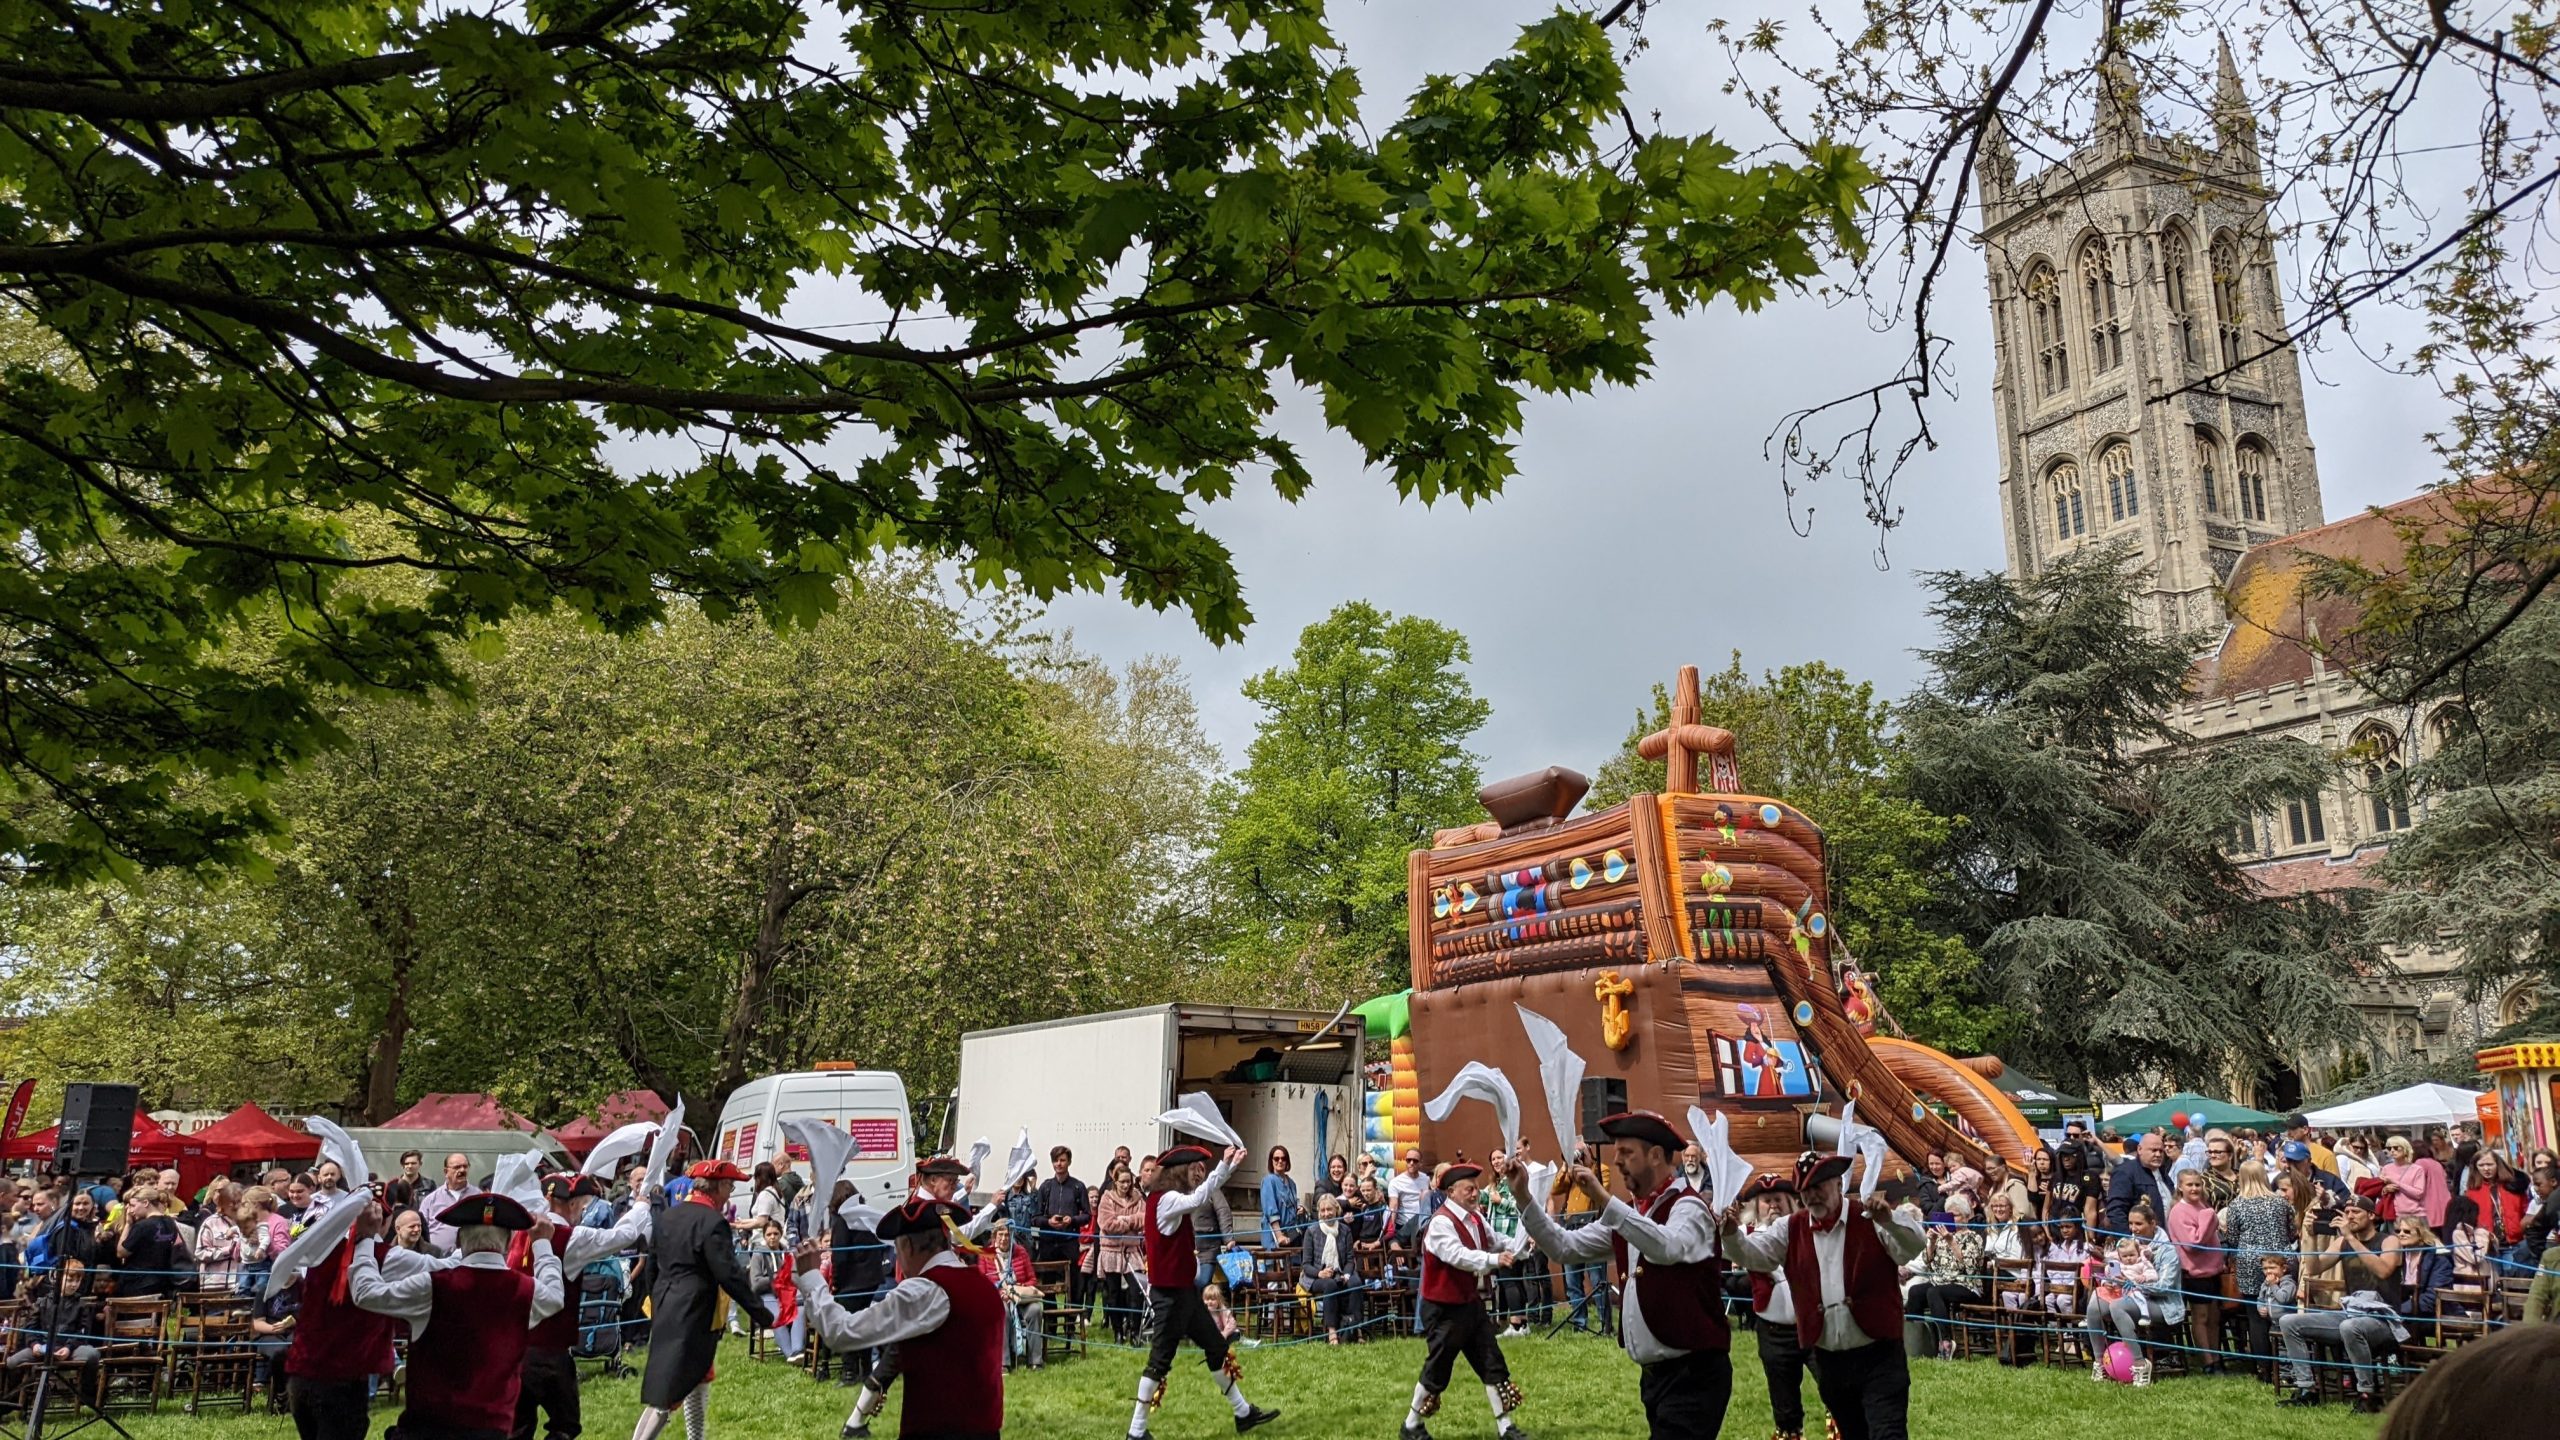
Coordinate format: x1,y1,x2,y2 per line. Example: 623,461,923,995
2220,1160,2296,1365
233,1186,286,1292
2082,1200,2184,1387
1259,1146,1300,1248
1004,1170,1041,1239
979,1217,1047,1372
2390,1214,2453,1340
1326,1154,1352,1207
2383,1134,2451,1227
2274,1169,2318,1253
1914,1150,1946,1218
1093,1159,1148,1344
1299,1192,1363,1344
2200,1131,2242,1207
737,1160,784,1235
2465,1146,2528,1247
2048,1144,2098,1229
2166,1170,2228,1371
247,1267,298,1412
1906,1192,1987,1360
52,1190,100,1271
2336,1132,2379,1187
193,1181,247,1294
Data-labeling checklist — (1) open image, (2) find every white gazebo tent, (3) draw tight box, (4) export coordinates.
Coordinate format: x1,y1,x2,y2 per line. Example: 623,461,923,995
2303,1082,2486,1132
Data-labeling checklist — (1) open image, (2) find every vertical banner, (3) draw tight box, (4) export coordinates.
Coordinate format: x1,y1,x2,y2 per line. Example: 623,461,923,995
1,1079,34,1149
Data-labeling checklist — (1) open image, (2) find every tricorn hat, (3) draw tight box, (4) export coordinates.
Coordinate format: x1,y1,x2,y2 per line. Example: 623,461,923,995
1436,1163,1484,1191
876,1197,968,1243
1596,1110,1687,1154
442,1192,537,1232
1156,1145,1214,1169
1795,1150,1853,1192
914,1156,970,1179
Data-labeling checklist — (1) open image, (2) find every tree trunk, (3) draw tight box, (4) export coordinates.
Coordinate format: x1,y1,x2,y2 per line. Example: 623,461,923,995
357,879,419,1123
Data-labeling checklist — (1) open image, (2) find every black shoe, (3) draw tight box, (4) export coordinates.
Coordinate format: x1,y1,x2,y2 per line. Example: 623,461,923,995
2354,1393,2384,1415
844,1424,872,1439
1400,1425,1432,1440
1236,1406,1280,1434
2276,1390,2321,1408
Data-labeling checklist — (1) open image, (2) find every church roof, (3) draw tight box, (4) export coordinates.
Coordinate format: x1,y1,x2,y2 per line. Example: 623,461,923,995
2187,489,2466,701
2240,848,2387,899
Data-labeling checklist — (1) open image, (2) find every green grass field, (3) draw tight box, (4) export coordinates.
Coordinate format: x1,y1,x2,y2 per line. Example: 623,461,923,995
118,1328,2379,1440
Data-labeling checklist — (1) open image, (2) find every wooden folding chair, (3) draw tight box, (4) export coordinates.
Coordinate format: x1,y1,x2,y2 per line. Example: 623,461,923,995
96,1296,170,1413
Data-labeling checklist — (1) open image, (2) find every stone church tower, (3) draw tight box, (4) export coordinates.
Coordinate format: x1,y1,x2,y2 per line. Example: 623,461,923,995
1976,41,2326,636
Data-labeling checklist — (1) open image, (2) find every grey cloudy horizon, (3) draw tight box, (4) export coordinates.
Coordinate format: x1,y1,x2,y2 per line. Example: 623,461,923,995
1032,1,2457,787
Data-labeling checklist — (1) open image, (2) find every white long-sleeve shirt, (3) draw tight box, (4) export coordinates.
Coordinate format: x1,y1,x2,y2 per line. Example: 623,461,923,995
1155,1155,1239,1237
1422,1203,1508,1281
556,1202,652,1268
1724,1207,1924,1351
796,1250,963,1351
1516,1178,1718,1363
347,1244,563,1342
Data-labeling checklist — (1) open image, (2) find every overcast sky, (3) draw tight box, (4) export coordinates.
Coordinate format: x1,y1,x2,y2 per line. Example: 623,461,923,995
1033,1,2458,781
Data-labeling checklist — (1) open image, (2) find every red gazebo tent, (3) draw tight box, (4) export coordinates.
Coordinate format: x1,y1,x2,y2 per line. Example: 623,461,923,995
3,1112,195,1180
549,1090,668,1159
381,1093,537,1131
188,1103,321,1194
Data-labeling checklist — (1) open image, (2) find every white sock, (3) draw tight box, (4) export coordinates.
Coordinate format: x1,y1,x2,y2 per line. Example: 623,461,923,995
851,1386,884,1425
1131,1376,1159,1436
1218,1371,1252,1419
681,1385,708,1440
631,1407,671,1440
1406,1384,1434,1430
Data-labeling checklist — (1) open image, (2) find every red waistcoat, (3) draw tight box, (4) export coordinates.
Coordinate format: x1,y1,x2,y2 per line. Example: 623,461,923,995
1142,1192,1196,1289
1781,1210,1901,1351
1419,1206,1490,1306
897,1266,1005,1438
406,1264,536,1434
513,1225,581,1352
1610,1182,1728,1353
283,1241,397,1382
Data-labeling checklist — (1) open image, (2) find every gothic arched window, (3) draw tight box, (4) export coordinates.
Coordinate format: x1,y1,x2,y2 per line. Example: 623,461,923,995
2099,442,2138,522
2162,227,2198,364
2355,724,2413,833
2026,262,2069,397
2235,438,2272,522
2211,232,2247,371
2193,427,2223,514
2080,239,2123,373
2048,459,2087,540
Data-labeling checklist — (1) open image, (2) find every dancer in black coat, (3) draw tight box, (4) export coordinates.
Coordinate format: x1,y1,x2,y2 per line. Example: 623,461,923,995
629,1161,766,1440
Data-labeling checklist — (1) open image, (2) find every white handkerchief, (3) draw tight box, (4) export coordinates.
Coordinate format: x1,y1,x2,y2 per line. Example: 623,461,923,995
1422,1062,1523,1159
1687,1106,1755,1210
493,1150,546,1211
1515,1005,1586,1162
782,1117,857,1197
580,1121,658,1180
1836,1101,1887,1201
964,1137,992,1189
303,1116,371,1192
837,1197,884,1230
1157,1092,1244,1150
1004,1127,1036,1190
642,1098,686,1188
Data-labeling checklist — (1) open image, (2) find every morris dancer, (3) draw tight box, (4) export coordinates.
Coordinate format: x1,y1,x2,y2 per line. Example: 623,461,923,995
1720,1153,1924,1440
346,1193,564,1440
279,1216,412,1440
795,1198,1003,1440
631,1161,767,1440
845,1156,1000,1439
514,1174,653,1440
1128,1145,1279,1440
1742,1174,1812,1440
1503,1112,1727,1440
1401,1162,1526,1440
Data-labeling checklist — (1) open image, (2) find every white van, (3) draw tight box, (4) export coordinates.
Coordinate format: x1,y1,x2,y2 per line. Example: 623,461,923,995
711,1067,914,1205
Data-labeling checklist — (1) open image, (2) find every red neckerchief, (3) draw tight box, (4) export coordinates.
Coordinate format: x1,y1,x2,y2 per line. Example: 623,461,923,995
1804,1201,1844,1235
1634,1173,1683,1217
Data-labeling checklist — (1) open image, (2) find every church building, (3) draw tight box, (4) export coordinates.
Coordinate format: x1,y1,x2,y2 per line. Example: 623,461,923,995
1971,44,2528,1100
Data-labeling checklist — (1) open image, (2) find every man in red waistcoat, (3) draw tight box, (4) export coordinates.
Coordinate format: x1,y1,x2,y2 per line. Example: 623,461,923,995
1503,1111,1728,1440
1720,1153,1924,1440
846,1157,1001,1439
512,1174,654,1440
347,1193,566,1440
1127,1145,1278,1440
1403,1163,1525,1440
280,1220,412,1440
794,1197,1002,1440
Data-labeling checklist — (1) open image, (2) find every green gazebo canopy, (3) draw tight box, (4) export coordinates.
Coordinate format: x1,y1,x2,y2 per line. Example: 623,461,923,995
2109,1091,2285,1133
1993,1069,2090,1129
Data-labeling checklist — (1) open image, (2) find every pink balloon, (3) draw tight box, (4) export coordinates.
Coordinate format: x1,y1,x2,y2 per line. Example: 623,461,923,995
2103,1341,2137,1384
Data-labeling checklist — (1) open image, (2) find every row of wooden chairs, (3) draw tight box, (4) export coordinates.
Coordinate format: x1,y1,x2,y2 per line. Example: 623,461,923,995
0,1292,267,1417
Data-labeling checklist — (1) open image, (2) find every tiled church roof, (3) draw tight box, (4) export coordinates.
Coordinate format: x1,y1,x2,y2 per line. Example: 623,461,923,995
2188,489,2467,702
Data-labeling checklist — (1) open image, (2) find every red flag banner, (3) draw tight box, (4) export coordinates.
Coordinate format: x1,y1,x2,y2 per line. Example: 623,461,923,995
1,1080,35,1149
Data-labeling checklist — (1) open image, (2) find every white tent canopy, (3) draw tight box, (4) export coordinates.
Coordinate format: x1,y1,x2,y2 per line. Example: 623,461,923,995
2303,1082,2485,1132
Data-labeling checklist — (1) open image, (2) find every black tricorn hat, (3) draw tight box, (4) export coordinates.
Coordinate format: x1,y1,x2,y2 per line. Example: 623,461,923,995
914,1156,969,1179
1597,1110,1688,1154
876,1197,968,1242
1156,1145,1214,1169
443,1192,537,1231
1436,1163,1484,1191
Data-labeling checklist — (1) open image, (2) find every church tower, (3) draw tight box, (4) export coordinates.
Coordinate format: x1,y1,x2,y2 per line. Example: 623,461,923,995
1976,38,2326,636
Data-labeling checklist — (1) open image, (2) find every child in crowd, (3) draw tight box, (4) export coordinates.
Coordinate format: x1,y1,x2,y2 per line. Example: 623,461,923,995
2257,1254,2298,1326
1202,1280,1249,1347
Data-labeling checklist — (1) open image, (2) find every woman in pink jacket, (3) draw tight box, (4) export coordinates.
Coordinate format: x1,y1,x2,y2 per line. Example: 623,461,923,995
2383,1135,2451,1227
2167,1171,2229,1371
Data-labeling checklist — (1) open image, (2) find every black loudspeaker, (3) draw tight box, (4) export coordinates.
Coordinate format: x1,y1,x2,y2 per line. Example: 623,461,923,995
1576,1078,1628,1144
57,1083,137,1176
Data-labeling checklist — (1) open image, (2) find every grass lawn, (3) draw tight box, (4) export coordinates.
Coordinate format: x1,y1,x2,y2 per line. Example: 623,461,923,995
120,1329,2379,1440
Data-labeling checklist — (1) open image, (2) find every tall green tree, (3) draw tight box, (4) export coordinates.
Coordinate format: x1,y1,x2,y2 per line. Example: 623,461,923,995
1211,602,1488,991
0,1,1868,881
1898,546,2369,1095
1586,655,1995,1054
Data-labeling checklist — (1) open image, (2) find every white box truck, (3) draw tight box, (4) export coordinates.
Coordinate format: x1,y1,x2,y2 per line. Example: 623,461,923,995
953,1003,1363,1212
